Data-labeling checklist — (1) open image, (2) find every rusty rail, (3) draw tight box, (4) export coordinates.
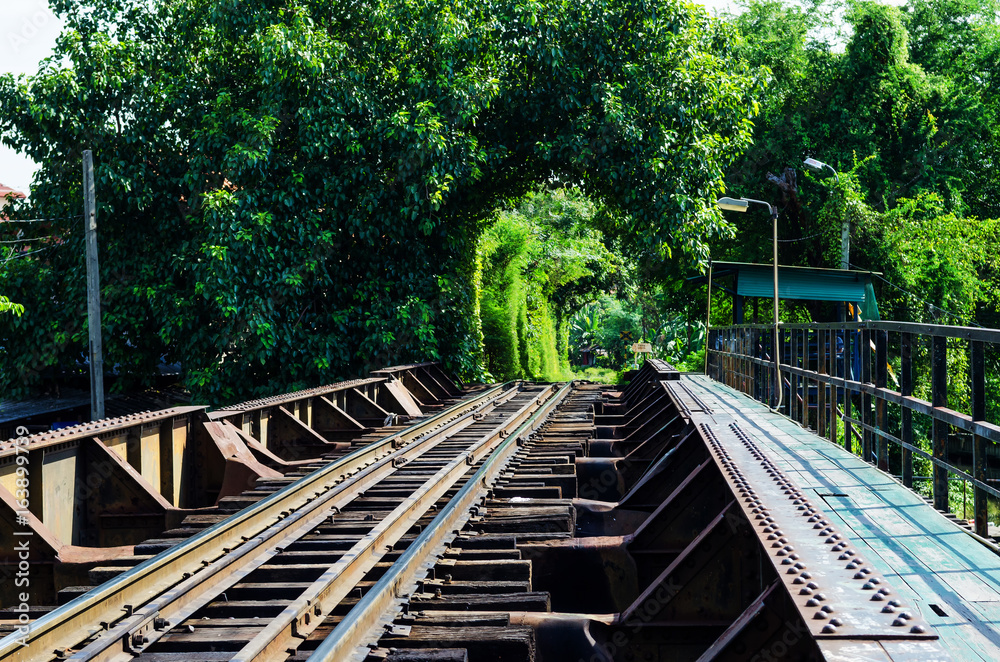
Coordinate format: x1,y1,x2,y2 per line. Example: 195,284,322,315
307,380,574,662
0,381,513,662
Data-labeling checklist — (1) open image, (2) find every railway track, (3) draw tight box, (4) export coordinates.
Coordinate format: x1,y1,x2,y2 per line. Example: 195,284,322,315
1,381,572,662
3,361,963,661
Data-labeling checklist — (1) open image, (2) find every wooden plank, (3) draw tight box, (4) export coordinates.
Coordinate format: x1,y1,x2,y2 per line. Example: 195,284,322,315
911,602,999,662
410,592,550,611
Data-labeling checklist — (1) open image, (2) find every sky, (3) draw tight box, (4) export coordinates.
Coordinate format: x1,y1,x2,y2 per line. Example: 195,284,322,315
0,0,64,196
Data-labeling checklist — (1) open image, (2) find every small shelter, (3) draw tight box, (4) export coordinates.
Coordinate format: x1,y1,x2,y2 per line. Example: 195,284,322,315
689,261,881,323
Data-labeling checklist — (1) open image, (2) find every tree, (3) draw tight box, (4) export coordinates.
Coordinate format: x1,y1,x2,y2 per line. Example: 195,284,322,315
479,188,621,381
0,0,763,403
718,1,997,279
0,295,23,316
902,0,1000,219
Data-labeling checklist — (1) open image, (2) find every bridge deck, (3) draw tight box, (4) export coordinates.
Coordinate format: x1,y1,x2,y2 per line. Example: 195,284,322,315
682,374,1000,661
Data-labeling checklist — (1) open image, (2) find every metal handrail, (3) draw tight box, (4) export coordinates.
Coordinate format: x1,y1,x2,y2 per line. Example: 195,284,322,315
705,319,998,538
710,320,1000,343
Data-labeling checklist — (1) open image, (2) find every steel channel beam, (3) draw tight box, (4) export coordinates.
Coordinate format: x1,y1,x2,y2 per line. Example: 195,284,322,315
229,384,560,662
0,407,205,455
307,381,575,662
211,376,400,417
0,383,514,662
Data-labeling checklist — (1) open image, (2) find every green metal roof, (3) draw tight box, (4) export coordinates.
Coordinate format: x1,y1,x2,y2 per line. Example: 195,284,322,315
690,262,877,302
737,266,867,301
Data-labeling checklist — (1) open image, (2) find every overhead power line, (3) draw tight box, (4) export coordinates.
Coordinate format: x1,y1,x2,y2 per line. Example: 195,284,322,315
1,245,58,264
0,215,82,224
776,231,823,243
0,236,58,245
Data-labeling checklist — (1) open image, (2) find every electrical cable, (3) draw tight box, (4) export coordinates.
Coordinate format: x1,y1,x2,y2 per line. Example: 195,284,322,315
1,245,57,263
0,215,82,224
0,236,57,245
776,231,823,243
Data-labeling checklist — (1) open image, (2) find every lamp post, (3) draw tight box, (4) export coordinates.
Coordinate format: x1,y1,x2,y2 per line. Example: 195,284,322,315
716,196,782,411
803,158,846,269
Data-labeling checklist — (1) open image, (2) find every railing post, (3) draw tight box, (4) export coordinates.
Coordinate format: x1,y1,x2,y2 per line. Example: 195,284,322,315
876,328,888,471
800,329,808,427
844,328,853,453
766,327,774,407
818,329,827,439
707,328,715,379
830,330,839,447
901,332,913,488
719,328,726,385
752,326,761,402
792,329,800,422
972,340,987,536
861,326,873,463
732,328,738,390
726,328,733,387
932,334,949,512
806,328,813,429
742,327,749,396
780,327,789,416
727,328,733,387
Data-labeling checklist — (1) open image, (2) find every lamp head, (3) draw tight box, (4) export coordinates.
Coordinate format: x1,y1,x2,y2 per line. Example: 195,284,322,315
804,157,833,174
717,196,749,212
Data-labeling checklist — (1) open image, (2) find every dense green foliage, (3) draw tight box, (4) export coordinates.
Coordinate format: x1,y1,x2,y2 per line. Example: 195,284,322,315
715,0,1000,328
479,189,620,381
0,0,762,403
565,282,707,372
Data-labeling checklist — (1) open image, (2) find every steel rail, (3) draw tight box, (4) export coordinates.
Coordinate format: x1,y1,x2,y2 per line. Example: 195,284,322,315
308,380,575,662
231,383,561,662
60,383,528,662
0,382,514,662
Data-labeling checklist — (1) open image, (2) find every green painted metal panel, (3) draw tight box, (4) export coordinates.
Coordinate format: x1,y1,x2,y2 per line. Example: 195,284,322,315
737,267,867,301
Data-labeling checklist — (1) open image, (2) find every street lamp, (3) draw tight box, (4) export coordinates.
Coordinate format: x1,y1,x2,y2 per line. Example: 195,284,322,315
803,158,839,183
715,196,783,411
803,158,848,269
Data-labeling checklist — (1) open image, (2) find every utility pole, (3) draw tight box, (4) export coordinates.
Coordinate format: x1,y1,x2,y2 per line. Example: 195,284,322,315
841,218,850,270
83,150,105,421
